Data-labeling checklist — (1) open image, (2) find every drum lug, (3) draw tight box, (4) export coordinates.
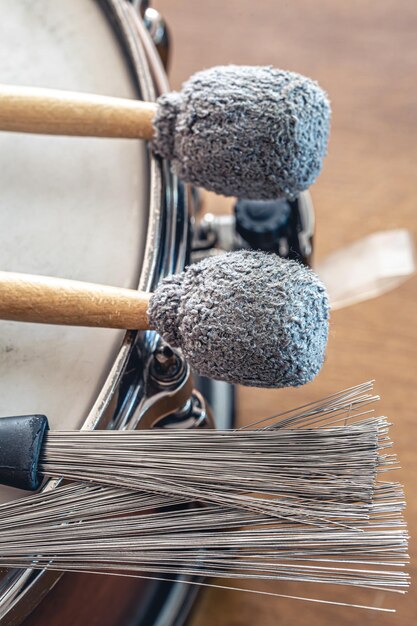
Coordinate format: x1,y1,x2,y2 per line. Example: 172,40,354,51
115,336,213,431
134,1,171,69
149,344,187,386
153,389,214,430
143,343,214,430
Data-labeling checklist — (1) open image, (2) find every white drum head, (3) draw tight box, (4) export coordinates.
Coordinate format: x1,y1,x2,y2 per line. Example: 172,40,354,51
0,0,149,502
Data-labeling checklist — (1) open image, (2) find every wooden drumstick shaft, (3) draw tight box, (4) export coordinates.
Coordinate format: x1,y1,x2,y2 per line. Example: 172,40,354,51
0,271,152,329
0,84,157,139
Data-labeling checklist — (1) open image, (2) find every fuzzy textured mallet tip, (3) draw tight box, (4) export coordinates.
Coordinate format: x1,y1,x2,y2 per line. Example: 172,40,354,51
148,250,329,388
153,65,331,200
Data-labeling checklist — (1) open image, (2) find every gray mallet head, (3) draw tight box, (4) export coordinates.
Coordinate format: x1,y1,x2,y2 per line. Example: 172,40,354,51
148,250,329,388
153,65,331,200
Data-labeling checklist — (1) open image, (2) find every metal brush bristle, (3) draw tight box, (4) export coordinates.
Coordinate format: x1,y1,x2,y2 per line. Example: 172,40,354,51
0,382,410,611
40,381,389,524
0,483,408,610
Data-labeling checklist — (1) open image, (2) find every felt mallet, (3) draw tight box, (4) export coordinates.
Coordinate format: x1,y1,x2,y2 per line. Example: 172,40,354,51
0,251,329,388
0,65,331,199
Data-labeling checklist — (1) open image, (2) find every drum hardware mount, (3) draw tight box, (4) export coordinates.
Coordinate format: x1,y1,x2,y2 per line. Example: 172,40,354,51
132,1,171,70
141,4,171,70
150,344,186,386
149,346,211,429
108,334,214,432
154,390,212,430
191,192,315,267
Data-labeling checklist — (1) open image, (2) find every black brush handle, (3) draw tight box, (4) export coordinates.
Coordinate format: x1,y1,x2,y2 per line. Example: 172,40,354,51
0,414,48,490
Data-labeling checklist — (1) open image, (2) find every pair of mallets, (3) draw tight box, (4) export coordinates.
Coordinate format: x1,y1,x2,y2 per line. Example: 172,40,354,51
0,65,331,387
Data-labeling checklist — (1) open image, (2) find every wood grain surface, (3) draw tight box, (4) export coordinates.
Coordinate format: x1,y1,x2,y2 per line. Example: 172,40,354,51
0,271,151,329
0,84,156,139
154,0,417,625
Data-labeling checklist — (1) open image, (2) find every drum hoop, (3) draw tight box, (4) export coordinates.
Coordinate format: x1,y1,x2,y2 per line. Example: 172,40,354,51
0,0,190,620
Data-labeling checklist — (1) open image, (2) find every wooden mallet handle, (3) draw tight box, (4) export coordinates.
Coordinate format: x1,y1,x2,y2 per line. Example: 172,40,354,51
0,84,157,139
0,271,152,329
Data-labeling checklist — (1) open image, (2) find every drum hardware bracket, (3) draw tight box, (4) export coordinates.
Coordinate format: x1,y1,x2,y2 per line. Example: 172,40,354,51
150,344,186,386
123,337,214,431
154,389,212,430
192,192,315,267
135,1,171,70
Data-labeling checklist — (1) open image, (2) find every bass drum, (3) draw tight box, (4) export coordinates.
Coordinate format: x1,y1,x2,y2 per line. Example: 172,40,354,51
0,1,233,624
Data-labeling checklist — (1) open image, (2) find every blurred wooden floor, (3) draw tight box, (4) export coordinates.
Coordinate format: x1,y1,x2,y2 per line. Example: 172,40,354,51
156,1,417,624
